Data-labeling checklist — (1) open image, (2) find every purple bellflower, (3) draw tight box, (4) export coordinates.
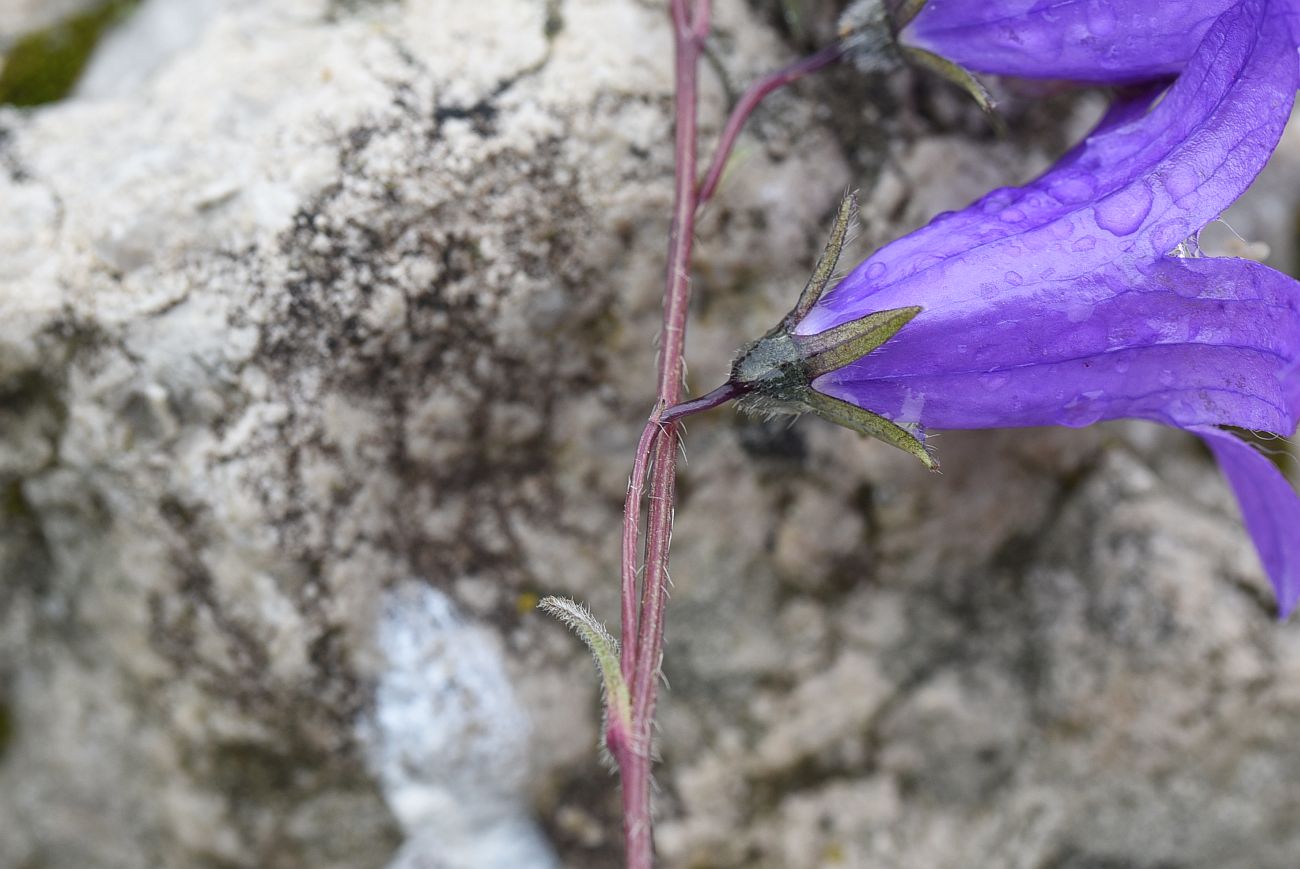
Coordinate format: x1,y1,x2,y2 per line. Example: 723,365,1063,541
719,0,1300,614
899,0,1242,84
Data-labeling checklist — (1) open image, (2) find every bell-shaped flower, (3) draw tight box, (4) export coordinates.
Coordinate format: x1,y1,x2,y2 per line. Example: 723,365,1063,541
898,0,1242,84
713,0,1300,613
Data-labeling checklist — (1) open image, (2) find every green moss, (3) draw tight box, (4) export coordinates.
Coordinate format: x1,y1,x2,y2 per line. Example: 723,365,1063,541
0,0,139,107
2,480,29,519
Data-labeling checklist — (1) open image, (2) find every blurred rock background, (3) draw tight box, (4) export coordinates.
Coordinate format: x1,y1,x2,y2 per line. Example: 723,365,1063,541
1,1,1299,867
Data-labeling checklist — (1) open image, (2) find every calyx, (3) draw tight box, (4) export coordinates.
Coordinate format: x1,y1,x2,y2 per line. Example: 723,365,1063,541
728,192,935,469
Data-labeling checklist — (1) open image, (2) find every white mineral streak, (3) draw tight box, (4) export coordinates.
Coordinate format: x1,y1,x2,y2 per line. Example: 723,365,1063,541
362,583,557,869
75,0,222,99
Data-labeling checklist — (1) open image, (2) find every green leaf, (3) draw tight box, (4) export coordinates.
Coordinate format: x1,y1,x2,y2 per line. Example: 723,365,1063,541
538,596,632,736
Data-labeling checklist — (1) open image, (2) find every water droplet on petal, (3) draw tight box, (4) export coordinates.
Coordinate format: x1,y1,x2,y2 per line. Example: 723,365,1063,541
1055,391,1106,427
866,262,887,280
1072,235,1097,252
1112,355,1131,374
1047,172,1097,204
1000,207,1027,223
1094,183,1153,237
979,373,1008,392
980,189,1016,214
1163,162,1199,199
1085,5,1117,36
1066,300,1095,323
1049,218,1075,240
1150,219,1192,255
1004,270,1024,286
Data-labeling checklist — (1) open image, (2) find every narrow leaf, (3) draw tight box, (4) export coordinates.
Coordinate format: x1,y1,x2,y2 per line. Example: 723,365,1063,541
538,596,632,734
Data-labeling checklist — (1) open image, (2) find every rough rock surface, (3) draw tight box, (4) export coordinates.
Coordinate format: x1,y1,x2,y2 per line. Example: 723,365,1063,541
1,1,1299,868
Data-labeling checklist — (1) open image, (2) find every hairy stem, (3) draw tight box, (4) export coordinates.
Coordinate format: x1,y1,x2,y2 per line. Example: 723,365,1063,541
659,381,746,423
697,42,844,204
620,418,660,685
615,4,708,866
614,7,841,866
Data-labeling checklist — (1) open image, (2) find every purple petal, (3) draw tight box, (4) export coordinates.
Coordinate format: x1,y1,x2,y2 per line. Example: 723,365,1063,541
902,0,1239,83
798,0,1298,337
814,256,1300,434
1194,425,1300,618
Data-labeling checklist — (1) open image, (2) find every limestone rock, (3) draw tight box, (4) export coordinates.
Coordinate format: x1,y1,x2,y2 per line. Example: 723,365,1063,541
1,1,1299,868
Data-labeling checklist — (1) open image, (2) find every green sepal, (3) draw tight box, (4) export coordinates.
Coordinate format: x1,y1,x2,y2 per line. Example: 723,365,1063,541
788,191,858,326
803,389,937,470
724,190,934,471
795,305,923,378
893,0,929,29
900,45,1005,133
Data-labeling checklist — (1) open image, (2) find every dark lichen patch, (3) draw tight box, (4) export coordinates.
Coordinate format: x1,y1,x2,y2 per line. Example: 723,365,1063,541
140,74,616,857
0,484,54,618
249,80,611,617
0,0,140,107
146,552,387,863
0,368,67,428
0,699,11,762
2,479,29,519
1043,848,1186,869
433,99,499,137
0,122,28,181
184,740,402,867
535,765,624,869
327,0,399,18
542,0,568,43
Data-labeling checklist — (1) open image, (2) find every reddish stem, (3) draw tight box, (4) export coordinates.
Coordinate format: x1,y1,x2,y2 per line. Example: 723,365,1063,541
613,8,841,867
615,4,708,867
697,42,844,204
659,381,745,423
620,417,660,684
618,381,737,698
